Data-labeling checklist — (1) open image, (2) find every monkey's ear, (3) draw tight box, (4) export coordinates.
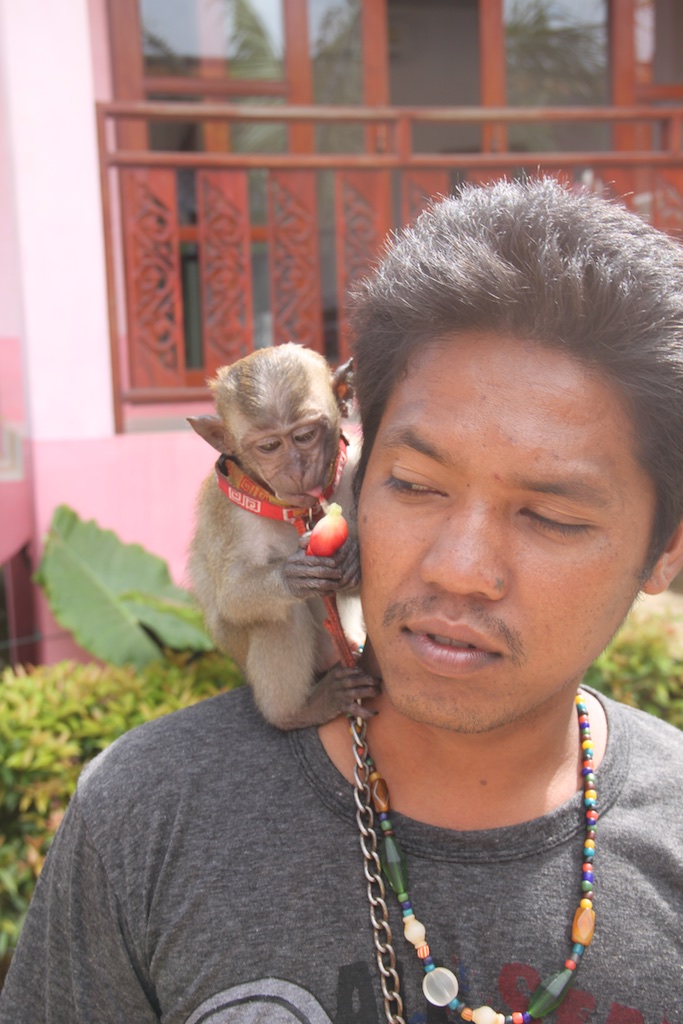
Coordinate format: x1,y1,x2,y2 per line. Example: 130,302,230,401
187,415,233,454
333,357,355,416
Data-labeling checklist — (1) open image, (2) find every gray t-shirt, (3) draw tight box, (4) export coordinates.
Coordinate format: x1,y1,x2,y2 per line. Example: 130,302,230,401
0,687,681,1023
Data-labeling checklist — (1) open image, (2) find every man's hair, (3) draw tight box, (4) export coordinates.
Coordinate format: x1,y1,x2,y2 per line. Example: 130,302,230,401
350,176,683,566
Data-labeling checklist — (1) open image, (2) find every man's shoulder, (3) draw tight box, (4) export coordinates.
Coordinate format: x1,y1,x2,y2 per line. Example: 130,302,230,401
601,690,683,799
77,686,284,812
605,690,683,751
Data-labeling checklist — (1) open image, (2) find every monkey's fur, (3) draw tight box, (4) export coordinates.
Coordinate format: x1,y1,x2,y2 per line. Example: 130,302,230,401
188,343,378,729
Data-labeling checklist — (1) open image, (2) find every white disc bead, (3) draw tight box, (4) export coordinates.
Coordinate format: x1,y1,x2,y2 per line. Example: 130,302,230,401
472,1008,505,1024
422,966,459,1006
403,915,427,947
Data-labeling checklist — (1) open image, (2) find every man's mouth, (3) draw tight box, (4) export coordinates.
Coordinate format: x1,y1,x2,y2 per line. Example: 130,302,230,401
400,623,504,675
428,634,479,649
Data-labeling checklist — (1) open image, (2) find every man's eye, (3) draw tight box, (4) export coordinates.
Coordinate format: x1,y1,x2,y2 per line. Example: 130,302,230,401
257,440,280,453
385,476,441,496
523,510,589,536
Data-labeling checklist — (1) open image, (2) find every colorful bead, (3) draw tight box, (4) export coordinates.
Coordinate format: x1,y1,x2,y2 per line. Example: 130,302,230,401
511,1014,525,1024
422,966,459,1006
472,1006,503,1024
572,906,595,946
403,915,427,947
461,1010,473,1021
369,773,391,814
380,833,408,895
527,967,575,1018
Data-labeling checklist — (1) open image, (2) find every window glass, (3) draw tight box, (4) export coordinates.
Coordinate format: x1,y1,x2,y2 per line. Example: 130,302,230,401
388,0,480,155
141,0,284,80
309,0,363,153
504,0,608,151
635,0,683,86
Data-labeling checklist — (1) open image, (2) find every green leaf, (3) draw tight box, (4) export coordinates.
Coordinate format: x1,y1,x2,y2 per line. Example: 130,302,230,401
34,505,203,668
120,593,214,652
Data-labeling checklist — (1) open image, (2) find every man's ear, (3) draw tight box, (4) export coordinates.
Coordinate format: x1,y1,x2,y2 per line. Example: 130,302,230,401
187,415,232,454
641,520,683,594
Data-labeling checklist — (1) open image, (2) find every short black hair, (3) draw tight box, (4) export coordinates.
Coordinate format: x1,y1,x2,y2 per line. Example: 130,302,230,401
351,177,683,566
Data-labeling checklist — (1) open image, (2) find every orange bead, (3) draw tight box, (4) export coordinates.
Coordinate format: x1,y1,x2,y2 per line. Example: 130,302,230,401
461,1009,473,1021
416,944,430,959
572,905,596,946
580,898,593,909
370,775,390,814
512,1014,525,1024
565,959,577,970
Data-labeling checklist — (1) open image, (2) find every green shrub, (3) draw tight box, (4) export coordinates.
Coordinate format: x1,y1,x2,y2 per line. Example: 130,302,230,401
585,614,683,728
1,614,682,965
0,655,243,959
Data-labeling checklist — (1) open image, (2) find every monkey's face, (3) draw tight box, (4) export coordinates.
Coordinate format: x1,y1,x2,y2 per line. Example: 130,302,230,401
239,414,339,505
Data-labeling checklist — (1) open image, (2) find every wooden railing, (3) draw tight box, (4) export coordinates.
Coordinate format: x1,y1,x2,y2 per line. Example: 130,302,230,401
97,101,683,431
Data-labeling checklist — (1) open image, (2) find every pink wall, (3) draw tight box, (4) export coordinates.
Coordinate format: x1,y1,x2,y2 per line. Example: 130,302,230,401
31,428,217,661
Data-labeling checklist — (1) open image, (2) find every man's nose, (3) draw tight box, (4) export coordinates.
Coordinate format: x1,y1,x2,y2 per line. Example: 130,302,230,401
418,506,509,601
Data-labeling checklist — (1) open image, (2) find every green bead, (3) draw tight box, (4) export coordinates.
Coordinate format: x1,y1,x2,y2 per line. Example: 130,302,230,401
527,967,575,1018
380,833,408,895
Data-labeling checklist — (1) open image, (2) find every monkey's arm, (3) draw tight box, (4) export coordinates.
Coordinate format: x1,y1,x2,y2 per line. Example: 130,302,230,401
192,520,358,627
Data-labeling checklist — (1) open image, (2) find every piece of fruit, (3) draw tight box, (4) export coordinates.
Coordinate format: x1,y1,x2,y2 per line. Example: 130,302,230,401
306,502,348,556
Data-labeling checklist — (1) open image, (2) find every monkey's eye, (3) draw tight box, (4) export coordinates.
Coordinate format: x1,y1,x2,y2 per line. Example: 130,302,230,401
293,427,318,445
256,440,281,453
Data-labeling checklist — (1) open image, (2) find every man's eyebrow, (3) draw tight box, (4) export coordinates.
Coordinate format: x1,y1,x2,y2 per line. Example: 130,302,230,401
378,426,452,465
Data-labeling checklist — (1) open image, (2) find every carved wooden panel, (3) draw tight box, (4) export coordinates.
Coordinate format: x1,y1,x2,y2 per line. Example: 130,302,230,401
197,170,254,371
651,169,683,239
335,171,393,361
401,171,451,226
267,171,323,352
121,169,185,388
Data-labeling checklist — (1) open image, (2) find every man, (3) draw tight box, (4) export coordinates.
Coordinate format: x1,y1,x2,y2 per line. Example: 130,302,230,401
2,178,683,1023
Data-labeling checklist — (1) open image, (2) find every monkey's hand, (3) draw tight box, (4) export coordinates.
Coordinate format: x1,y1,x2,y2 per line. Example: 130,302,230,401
291,664,380,727
283,536,360,599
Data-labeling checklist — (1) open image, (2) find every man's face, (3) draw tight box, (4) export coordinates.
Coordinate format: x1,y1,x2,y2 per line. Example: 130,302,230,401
357,333,667,735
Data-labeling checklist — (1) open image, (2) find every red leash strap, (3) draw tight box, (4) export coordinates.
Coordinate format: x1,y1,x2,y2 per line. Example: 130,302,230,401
322,594,356,668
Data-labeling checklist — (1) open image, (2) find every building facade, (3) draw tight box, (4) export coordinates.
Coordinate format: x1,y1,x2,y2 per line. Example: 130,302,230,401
1,0,682,663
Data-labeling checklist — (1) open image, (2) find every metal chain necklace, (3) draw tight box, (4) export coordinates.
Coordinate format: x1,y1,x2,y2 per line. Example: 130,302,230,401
351,692,597,1024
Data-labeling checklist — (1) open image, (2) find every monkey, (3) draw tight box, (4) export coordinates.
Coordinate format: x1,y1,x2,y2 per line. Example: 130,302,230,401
187,342,379,730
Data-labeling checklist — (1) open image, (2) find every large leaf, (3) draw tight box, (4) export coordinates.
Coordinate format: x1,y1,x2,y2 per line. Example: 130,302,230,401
121,594,214,653
35,505,213,668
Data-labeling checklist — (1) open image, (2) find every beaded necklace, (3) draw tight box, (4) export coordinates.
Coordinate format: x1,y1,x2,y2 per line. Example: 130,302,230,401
351,691,597,1024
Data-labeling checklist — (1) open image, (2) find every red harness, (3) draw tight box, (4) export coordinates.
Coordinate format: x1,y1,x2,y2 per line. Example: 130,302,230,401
215,436,349,537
